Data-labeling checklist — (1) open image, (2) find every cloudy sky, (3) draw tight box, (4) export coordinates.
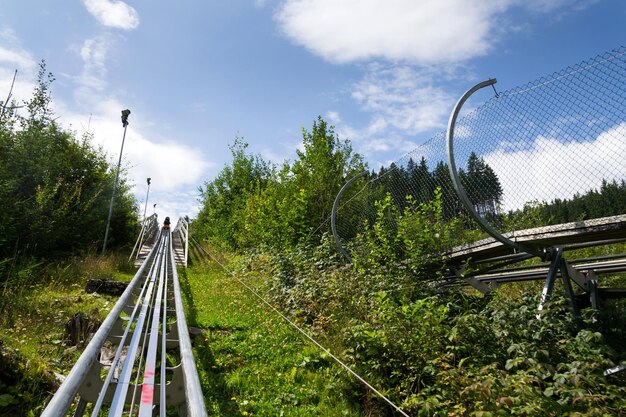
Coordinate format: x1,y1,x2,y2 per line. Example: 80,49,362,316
0,0,624,221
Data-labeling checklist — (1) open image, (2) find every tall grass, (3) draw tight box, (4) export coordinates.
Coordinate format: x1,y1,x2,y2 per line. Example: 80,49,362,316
0,251,134,416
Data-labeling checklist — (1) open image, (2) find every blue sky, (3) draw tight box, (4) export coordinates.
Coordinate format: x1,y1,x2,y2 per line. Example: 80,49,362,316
0,0,624,221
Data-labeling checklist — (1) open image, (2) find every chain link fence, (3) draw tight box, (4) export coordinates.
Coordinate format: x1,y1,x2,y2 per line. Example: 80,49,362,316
333,46,626,257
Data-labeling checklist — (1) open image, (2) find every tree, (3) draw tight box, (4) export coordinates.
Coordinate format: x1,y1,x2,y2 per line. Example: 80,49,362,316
462,152,503,218
290,116,365,237
0,63,138,264
196,137,271,249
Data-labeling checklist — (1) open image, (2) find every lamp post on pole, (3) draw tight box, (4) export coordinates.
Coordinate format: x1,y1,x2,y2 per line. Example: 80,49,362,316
102,109,131,254
142,178,151,221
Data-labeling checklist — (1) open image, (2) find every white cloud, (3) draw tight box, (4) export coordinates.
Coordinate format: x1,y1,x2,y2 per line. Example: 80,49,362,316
58,100,213,223
523,0,598,13
275,0,594,65
326,110,341,123
60,100,212,194
323,64,455,161
146,189,202,225
80,37,109,74
331,111,418,161
74,35,112,91
0,29,38,114
276,0,506,65
276,0,596,167
483,122,626,210
83,0,139,30
0,47,36,73
0,29,36,70
352,64,455,135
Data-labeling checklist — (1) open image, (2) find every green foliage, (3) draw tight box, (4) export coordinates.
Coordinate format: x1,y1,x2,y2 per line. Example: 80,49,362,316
253,240,626,415
350,188,468,286
0,61,138,274
195,117,366,251
195,137,272,250
183,258,360,416
0,252,135,416
291,116,365,235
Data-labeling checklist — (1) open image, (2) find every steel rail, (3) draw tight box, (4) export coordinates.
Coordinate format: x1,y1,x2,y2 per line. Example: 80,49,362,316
169,234,208,417
43,224,205,416
40,242,160,417
90,252,159,416
138,232,168,416
108,236,166,414
174,217,189,267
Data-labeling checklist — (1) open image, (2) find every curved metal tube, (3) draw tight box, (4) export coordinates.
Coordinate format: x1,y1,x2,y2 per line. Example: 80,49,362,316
331,171,368,262
446,79,539,256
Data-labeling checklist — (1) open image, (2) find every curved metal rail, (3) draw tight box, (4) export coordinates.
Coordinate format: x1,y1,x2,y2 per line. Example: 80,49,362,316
445,78,543,259
331,171,368,262
41,229,207,417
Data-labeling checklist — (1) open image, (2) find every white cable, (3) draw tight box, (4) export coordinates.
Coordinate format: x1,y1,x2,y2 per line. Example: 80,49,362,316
193,240,410,417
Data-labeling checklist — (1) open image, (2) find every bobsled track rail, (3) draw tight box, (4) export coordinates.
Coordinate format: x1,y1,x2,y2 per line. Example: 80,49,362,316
41,217,207,417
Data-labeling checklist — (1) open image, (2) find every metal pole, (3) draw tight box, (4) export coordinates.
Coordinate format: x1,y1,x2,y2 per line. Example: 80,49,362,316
184,218,189,267
102,109,131,254
143,178,151,221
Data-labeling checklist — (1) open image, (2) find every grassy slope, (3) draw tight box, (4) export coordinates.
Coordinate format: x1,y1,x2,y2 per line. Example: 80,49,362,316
0,254,135,416
182,259,364,417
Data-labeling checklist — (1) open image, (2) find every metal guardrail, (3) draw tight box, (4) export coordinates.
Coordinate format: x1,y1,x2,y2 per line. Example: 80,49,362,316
129,213,160,262
173,217,189,268
41,229,207,416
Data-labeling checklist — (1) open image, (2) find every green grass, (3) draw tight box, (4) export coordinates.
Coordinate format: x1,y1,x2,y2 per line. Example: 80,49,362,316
182,258,363,416
0,252,135,416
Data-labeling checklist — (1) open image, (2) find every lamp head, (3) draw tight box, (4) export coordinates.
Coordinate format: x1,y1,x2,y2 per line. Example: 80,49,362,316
121,109,131,126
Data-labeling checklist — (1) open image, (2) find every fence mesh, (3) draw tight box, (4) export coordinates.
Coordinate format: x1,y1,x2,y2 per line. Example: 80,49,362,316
333,46,626,256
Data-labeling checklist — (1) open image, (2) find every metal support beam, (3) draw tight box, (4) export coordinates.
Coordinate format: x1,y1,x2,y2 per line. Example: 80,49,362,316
537,248,564,318
559,259,581,318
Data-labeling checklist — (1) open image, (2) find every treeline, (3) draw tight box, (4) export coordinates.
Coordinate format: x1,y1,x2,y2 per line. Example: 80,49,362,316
536,179,626,224
195,116,365,250
0,63,138,270
371,152,502,221
195,116,510,251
